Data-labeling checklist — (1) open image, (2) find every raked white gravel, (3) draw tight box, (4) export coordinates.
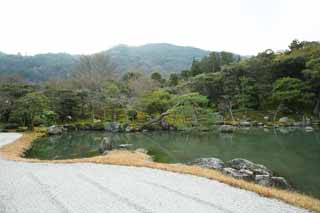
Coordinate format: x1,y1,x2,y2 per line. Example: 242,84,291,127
0,133,309,213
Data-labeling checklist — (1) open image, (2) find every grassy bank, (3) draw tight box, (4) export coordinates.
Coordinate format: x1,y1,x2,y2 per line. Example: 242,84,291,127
0,131,319,212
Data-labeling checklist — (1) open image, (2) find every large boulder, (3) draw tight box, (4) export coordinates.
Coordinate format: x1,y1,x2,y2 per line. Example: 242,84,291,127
48,125,66,135
271,177,291,189
191,158,225,170
219,125,235,133
105,122,121,132
227,158,272,176
222,167,253,181
99,137,112,155
279,117,289,123
255,175,272,186
239,121,251,127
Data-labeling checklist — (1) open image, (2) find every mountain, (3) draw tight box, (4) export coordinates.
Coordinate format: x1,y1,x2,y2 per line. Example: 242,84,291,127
0,52,77,82
0,43,237,81
106,43,210,74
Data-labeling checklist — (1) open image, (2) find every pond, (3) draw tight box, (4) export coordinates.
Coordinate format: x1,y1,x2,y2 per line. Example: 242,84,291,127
24,128,320,199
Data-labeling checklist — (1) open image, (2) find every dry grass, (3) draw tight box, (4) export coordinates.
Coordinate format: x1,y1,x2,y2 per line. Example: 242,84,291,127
1,132,320,212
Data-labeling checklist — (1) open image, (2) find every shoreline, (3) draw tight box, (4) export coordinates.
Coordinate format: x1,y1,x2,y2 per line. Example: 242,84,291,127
0,132,320,212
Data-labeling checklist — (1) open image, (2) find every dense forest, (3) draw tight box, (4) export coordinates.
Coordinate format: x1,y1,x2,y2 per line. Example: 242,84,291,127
0,40,319,131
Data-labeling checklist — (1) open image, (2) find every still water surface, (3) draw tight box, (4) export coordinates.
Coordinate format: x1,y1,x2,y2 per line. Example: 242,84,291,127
25,128,320,198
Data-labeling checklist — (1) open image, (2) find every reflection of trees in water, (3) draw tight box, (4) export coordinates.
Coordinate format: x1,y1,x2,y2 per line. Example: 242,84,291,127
140,133,178,163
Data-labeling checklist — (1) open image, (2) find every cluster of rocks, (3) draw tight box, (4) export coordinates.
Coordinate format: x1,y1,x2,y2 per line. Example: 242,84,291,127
191,157,291,189
47,122,139,135
219,116,316,133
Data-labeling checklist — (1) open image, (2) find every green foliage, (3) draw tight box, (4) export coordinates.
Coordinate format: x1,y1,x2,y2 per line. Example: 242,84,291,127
139,90,173,114
272,77,306,111
168,73,179,86
12,92,49,129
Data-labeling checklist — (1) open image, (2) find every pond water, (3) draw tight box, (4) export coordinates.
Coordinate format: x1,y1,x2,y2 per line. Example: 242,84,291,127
24,128,320,199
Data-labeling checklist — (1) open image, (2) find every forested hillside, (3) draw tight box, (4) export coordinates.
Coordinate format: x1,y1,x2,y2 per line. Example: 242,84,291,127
106,43,211,74
0,43,220,81
0,40,319,131
0,52,77,81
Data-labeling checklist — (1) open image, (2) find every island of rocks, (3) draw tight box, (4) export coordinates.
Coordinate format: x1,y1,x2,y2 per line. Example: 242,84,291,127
191,157,291,189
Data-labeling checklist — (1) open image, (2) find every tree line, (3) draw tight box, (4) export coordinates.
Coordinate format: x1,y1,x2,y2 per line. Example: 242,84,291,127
0,40,319,130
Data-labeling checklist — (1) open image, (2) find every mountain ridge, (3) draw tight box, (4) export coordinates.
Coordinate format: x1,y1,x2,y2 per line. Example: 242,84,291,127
0,43,239,81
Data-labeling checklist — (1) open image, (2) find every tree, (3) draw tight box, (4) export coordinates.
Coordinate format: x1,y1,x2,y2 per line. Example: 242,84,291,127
303,58,320,116
13,92,48,130
289,39,304,51
139,90,173,114
150,72,162,82
272,77,305,121
72,52,117,90
169,73,179,86
190,58,202,76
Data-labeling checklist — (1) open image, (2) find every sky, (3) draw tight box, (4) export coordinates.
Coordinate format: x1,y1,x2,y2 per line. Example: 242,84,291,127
0,0,319,55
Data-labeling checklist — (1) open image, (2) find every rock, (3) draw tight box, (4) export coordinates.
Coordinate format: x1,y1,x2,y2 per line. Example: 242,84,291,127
264,116,270,121
99,137,112,154
239,169,254,177
258,122,264,126
92,122,105,131
102,150,109,155
279,117,289,123
305,126,314,132
222,167,253,181
271,177,291,189
118,144,133,149
255,175,272,186
219,125,234,133
239,121,251,127
48,125,66,135
63,124,77,131
227,158,272,176
125,126,133,133
105,122,121,132
4,123,19,130
135,148,148,154
191,158,225,170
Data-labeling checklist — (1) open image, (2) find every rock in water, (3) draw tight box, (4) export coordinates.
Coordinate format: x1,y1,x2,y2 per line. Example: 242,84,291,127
219,125,234,133
279,117,289,123
48,125,66,135
105,122,121,132
222,167,253,181
191,158,225,170
271,177,291,189
227,158,272,176
99,137,112,154
239,121,251,127
255,175,272,186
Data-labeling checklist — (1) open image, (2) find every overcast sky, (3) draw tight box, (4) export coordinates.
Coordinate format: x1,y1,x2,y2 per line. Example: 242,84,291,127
0,0,319,55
